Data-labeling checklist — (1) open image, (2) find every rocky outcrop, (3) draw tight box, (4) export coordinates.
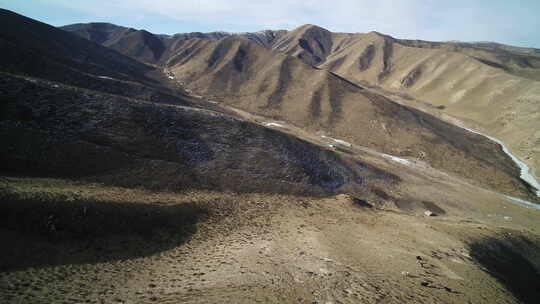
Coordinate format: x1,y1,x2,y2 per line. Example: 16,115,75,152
358,44,375,71
401,66,422,88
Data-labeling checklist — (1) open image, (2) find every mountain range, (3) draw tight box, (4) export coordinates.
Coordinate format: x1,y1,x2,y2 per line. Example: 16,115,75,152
1,8,540,304
62,21,540,199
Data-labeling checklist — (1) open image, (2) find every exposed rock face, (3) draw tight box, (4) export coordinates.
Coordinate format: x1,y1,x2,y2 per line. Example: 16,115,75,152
358,44,375,71
276,24,334,66
377,37,394,81
242,30,288,48
401,66,422,88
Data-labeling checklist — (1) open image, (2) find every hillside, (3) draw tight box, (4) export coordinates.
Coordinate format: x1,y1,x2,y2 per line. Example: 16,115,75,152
0,12,397,196
63,22,540,196
144,34,537,198
61,22,288,65
0,9,197,106
2,10,540,304
1,71,393,196
261,25,540,188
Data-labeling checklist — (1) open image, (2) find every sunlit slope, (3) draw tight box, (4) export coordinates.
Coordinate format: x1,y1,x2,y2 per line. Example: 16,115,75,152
274,27,540,185
164,36,533,198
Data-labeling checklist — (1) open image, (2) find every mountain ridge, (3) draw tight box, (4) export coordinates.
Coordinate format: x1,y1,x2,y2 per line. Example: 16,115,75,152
1,9,395,196
3,9,540,304
60,21,540,193
59,20,540,199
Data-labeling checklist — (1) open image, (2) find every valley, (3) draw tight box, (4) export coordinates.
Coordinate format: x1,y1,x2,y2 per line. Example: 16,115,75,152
1,8,540,304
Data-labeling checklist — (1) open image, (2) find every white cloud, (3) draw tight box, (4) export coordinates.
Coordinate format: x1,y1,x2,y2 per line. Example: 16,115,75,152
49,0,433,32
23,0,540,47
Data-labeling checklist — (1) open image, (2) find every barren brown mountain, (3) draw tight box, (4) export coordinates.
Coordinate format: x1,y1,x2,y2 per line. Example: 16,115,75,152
64,23,540,198
1,10,396,196
262,25,540,187
2,9,540,304
63,23,539,199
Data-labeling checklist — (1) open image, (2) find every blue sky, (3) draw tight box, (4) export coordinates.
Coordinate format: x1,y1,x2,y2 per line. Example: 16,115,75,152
1,0,539,48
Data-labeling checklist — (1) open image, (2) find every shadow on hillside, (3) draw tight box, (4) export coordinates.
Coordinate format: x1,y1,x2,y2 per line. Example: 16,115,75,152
0,191,206,272
469,235,540,304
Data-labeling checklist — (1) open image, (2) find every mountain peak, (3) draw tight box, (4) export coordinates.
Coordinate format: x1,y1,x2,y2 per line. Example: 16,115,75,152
366,31,391,38
61,22,124,33
295,24,330,33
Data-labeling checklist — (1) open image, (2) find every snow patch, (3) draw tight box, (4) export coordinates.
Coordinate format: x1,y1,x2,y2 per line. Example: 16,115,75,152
265,122,285,128
380,153,411,166
321,135,352,147
333,139,352,147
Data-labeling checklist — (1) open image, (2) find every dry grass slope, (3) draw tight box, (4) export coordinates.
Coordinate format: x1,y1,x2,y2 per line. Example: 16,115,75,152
162,35,534,199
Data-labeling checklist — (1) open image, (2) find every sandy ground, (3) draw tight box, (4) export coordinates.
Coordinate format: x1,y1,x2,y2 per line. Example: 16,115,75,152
2,86,539,304
1,143,539,304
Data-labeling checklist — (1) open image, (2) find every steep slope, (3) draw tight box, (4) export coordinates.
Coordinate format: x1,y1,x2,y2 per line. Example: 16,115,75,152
62,23,167,64
397,39,540,81
0,10,192,105
102,29,166,63
62,23,287,65
0,10,398,197
61,21,540,198
0,11,147,82
269,25,540,81
60,22,123,44
261,26,540,186
4,13,540,304
162,35,534,199
1,72,389,195
271,24,334,66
